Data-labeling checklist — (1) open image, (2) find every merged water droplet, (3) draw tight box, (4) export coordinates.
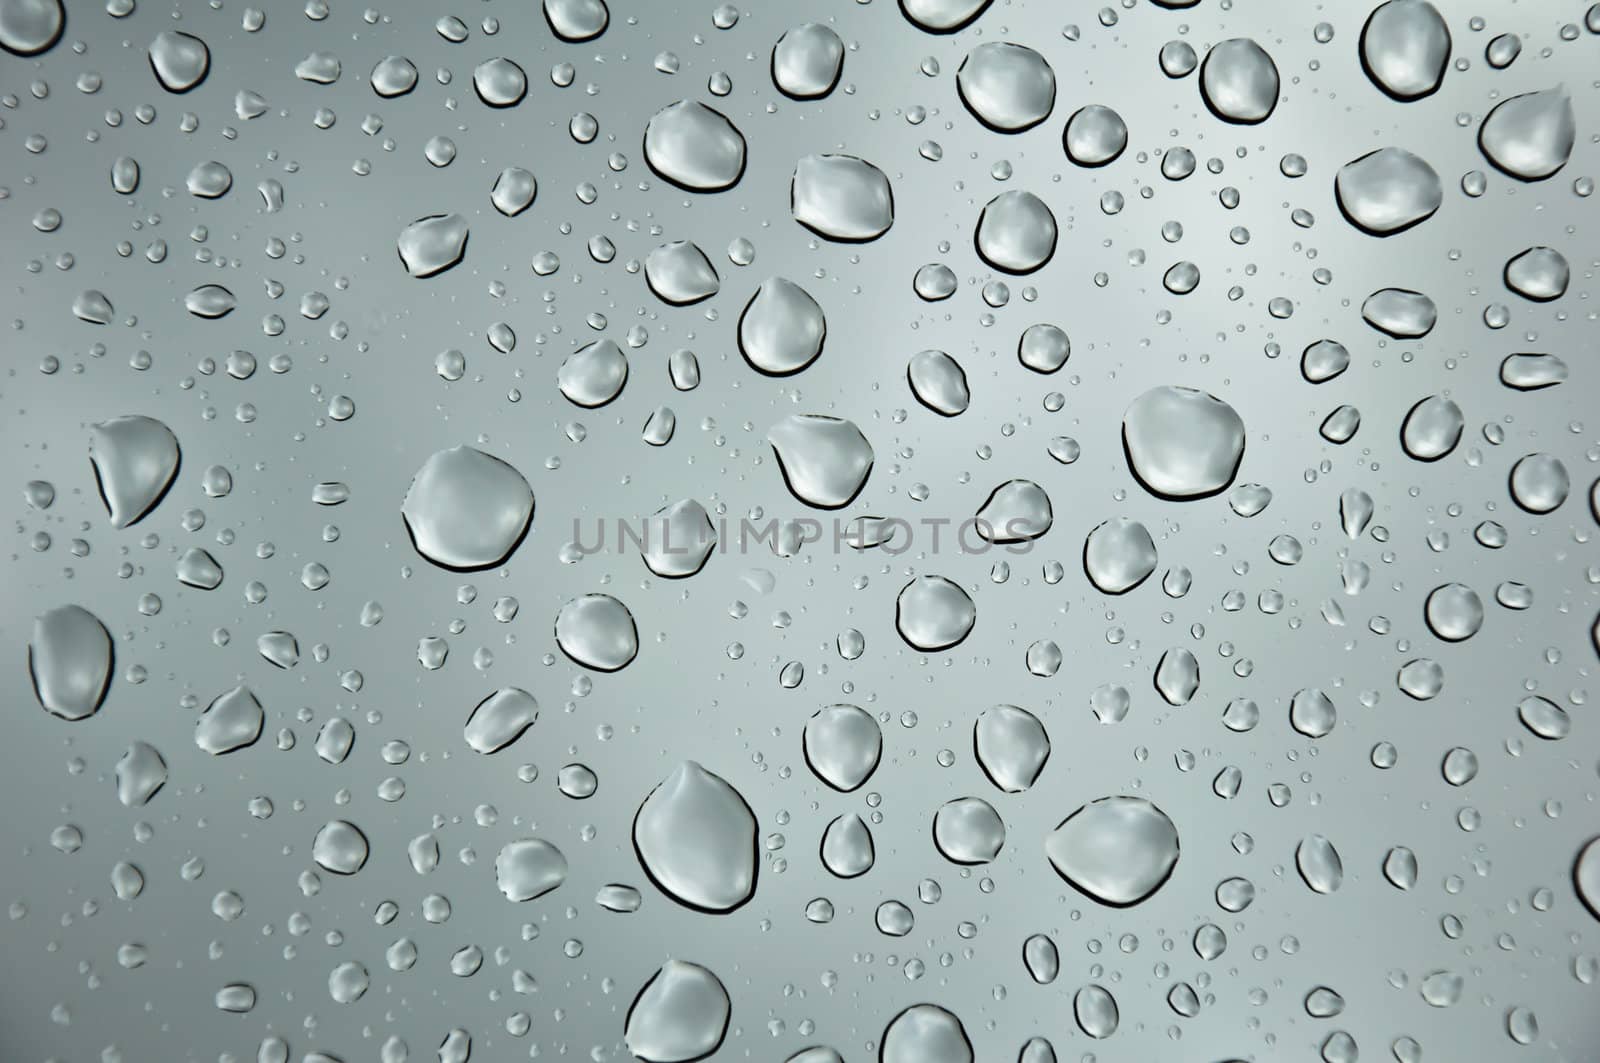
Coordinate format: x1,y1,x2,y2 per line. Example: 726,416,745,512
767,415,874,509
1122,386,1245,500
401,446,534,571
895,575,977,650
771,24,844,100
1046,796,1181,906
1083,518,1158,594
739,277,826,376
1335,147,1442,235
30,605,113,721
956,42,1055,132
1199,38,1279,123
975,191,1057,274
89,415,180,529
1359,0,1451,101
643,101,747,192
790,154,894,242
633,762,757,911
1479,87,1575,181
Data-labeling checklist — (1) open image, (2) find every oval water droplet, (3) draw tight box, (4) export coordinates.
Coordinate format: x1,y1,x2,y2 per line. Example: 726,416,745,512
464,687,539,754
1046,796,1180,906
624,960,730,1063
956,42,1055,132
0,0,64,56
880,1004,973,1063
820,813,875,877
1400,395,1463,461
401,446,534,571
643,101,747,192
767,415,873,509
975,191,1057,274
1359,0,1451,101
1335,147,1441,235
1362,287,1436,337
932,796,1005,865
1296,834,1344,893
30,605,113,721
1199,38,1279,123
312,820,369,874
1063,105,1128,167
895,575,976,650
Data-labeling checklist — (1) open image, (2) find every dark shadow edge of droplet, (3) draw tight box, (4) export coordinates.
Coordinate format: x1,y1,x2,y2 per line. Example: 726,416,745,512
973,194,1058,276
630,775,759,915
1196,44,1278,126
399,493,533,574
819,814,875,880
954,56,1056,135
802,706,882,794
737,282,826,378
897,0,995,35
644,269,718,308
893,576,975,652
1574,839,1600,922
1356,4,1451,105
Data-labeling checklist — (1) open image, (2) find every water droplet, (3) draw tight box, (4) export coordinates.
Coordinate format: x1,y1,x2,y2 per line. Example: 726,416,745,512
397,213,469,277
1400,396,1463,461
1083,518,1158,594
975,191,1057,274
880,1004,973,1063
644,101,747,192
791,154,894,242
1335,147,1442,235
555,594,639,671
895,575,976,650
974,480,1052,542
820,812,875,877
495,838,567,901
1123,386,1245,500
772,24,844,100
624,960,730,1063
768,415,873,509
1359,0,1451,100
739,278,826,376
1504,246,1569,301
1509,452,1569,513
401,446,534,571
956,43,1055,132
1063,105,1128,167
89,415,180,529
559,339,629,407
1074,985,1119,1039
29,605,113,721
804,705,882,792
0,0,64,56
932,796,1005,864
1296,834,1344,893
1199,38,1279,124
634,762,757,911
1479,87,1575,181
1046,796,1180,906
464,687,539,754
148,30,210,92
1362,287,1436,337
646,242,720,305
312,820,369,874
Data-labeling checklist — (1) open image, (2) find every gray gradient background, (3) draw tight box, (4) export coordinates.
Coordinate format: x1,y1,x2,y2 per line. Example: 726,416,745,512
3,0,1600,1060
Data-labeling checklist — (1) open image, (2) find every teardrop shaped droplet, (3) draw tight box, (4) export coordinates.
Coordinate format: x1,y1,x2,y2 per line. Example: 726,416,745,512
633,762,757,912
738,277,826,376
89,415,180,529
767,415,873,509
645,241,720,306
803,705,882,792
1296,833,1344,893
1479,87,1575,181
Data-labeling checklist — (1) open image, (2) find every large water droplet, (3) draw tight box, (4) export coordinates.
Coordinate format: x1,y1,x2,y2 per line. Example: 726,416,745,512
900,0,991,33
933,797,1005,864
1018,323,1070,373
974,704,1050,792
464,687,539,754
401,446,534,571
791,154,894,242
1199,38,1279,123
1296,834,1344,893
148,30,210,92
644,101,747,192
975,191,1057,274
473,57,527,107
554,594,639,671
1063,105,1128,167
558,338,629,407
974,479,1052,542
803,705,882,792
397,213,469,277
895,575,976,650
1425,583,1484,641
624,960,730,1063
0,0,63,56
1399,395,1463,461
543,0,608,41
494,839,567,901
1074,985,1120,1039
739,277,826,376
645,242,720,306
771,24,844,100
1362,287,1436,337
89,415,180,529
1335,147,1442,235
880,1004,973,1063
1479,87,1575,181
956,42,1055,132
30,605,113,721
640,499,717,578
1046,796,1181,906
1122,386,1245,500
633,762,757,912
1504,246,1569,301
1359,0,1451,101
1083,518,1158,594
768,415,873,509
312,820,369,874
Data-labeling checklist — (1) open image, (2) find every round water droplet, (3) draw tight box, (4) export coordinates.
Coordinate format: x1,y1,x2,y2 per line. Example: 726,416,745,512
880,1004,973,1063
473,57,527,107
640,499,717,578
1425,583,1483,641
1199,38,1279,124
555,594,639,671
312,820,369,874
644,101,747,192
772,24,844,100
1335,147,1442,236
544,0,608,41
1509,453,1569,513
1400,396,1463,461
1018,323,1070,373
1063,105,1128,167
1290,687,1338,739
1122,386,1245,500
149,30,210,92
0,0,63,56
1359,0,1451,101
975,191,1057,274
804,705,882,792
956,42,1055,132
932,796,1005,864
1083,518,1158,594
558,338,629,408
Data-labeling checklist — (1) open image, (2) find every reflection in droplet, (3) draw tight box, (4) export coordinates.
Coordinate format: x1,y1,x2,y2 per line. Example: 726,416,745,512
634,762,757,911
401,446,534,571
790,154,894,242
624,960,730,1063
895,575,977,651
1046,796,1180,906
